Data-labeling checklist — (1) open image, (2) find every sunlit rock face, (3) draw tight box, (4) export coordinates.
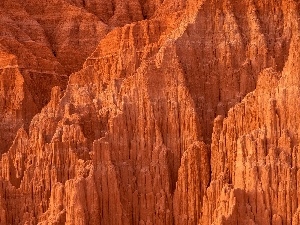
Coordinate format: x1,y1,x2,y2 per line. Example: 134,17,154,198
0,0,300,224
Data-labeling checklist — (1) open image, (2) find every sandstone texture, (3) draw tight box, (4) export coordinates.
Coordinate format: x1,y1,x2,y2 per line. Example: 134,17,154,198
0,0,300,224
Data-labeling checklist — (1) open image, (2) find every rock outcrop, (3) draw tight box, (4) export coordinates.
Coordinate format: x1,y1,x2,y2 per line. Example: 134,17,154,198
0,0,300,224
0,0,159,153
202,9,300,224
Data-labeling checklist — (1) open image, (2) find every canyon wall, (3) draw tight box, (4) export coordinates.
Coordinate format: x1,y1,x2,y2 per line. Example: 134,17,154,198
0,0,300,224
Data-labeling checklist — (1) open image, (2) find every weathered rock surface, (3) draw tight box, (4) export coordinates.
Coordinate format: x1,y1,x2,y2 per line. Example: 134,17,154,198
0,0,157,153
0,0,300,224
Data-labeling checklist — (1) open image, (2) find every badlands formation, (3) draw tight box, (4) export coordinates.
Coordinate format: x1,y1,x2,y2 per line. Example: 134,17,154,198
0,0,300,224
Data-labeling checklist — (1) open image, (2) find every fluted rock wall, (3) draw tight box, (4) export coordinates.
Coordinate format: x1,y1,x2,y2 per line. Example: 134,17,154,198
202,9,300,224
0,0,159,154
0,0,300,224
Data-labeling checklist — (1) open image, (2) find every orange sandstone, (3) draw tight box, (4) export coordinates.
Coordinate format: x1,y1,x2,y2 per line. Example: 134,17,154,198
0,0,299,225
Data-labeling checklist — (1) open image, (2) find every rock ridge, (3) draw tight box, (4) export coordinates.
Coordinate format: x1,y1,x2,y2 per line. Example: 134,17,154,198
0,0,300,224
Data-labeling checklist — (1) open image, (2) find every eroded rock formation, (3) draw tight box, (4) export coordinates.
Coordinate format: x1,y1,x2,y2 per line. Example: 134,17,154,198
0,0,300,224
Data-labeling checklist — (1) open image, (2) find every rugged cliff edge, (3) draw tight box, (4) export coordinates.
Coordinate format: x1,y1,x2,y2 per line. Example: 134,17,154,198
0,0,299,224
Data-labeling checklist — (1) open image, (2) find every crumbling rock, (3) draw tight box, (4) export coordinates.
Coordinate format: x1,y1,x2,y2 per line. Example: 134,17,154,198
0,0,300,225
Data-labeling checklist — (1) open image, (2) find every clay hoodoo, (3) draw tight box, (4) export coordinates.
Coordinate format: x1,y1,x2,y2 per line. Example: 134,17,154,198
0,0,299,225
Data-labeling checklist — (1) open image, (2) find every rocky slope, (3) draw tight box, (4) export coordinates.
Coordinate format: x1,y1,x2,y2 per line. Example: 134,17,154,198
0,0,161,154
0,0,300,224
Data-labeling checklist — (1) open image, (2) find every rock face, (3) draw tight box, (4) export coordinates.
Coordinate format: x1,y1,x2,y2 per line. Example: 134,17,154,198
0,0,156,153
0,0,300,224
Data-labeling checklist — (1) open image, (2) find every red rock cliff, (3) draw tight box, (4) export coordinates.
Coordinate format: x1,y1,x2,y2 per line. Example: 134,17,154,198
0,0,300,224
